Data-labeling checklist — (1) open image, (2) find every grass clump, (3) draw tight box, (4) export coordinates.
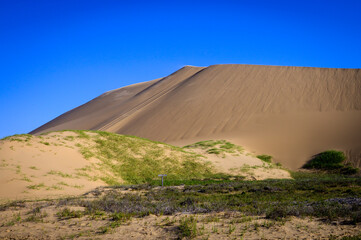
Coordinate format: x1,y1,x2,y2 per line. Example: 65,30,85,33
111,212,133,223
256,154,272,163
56,208,83,220
2,213,21,226
303,150,358,175
178,216,200,239
184,140,244,157
40,141,50,146
25,207,48,222
27,183,45,190
47,170,74,178
1,134,32,142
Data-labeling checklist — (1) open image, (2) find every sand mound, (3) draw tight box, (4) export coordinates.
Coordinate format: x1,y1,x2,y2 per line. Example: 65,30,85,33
184,140,291,180
1,131,291,201
30,64,361,169
0,131,214,201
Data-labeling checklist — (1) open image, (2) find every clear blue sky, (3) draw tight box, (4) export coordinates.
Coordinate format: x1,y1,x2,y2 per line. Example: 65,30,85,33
1,0,360,138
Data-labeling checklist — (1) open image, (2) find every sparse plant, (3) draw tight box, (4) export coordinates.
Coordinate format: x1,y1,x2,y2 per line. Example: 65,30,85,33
56,208,83,220
179,216,199,239
27,183,45,190
256,154,272,163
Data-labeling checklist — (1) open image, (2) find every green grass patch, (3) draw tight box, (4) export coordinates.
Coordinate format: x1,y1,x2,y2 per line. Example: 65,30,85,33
26,183,45,190
78,174,361,224
178,216,200,239
256,154,272,163
39,141,50,146
56,208,83,220
184,140,244,156
62,130,217,185
1,134,33,142
47,170,74,178
303,150,359,175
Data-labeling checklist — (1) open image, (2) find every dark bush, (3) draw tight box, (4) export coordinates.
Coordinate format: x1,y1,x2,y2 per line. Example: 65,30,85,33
303,150,346,170
339,166,359,175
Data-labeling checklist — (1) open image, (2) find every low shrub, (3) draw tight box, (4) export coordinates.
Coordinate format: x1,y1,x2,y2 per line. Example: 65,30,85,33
56,208,83,220
304,150,345,170
303,150,359,175
178,216,199,239
256,155,272,163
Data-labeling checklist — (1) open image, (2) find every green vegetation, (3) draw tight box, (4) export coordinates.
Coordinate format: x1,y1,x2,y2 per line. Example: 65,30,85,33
333,234,361,240
25,207,48,222
0,172,360,238
47,170,74,178
1,134,32,142
303,150,359,175
184,140,244,157
20,175,32,182
60,130,217,184
178,216,201,239
110,212,133,224
256,154,272,163
46,184,63,190
2,213,21,226
26,183,45,190
62,173,360,225
56,208,84,220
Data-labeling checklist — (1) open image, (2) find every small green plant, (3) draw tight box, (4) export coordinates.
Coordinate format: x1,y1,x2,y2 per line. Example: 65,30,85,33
21,176,32,182
25,208,48,222
16,165,21,174
29,166,39,170
111,212,133,223
184,140,244,156
179,216,199,239
57,181,69,186
56,208,83,220
256,155,272,163
3,213,21,226
228,224,236,234
27,183,45,190
206,148,221,154
47,170,74,178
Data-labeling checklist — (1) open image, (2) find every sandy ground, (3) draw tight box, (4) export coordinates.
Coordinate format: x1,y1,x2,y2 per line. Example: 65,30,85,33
30,64,361,169
0,132,104,202
0,205,359,240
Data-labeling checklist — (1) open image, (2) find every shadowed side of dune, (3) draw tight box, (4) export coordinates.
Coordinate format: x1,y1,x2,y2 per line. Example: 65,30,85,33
31,64,361,169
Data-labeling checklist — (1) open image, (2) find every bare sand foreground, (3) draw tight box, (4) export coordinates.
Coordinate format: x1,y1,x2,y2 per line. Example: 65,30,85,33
30,64,361,169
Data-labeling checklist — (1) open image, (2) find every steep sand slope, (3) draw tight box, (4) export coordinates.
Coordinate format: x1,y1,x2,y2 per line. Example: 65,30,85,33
31,65,361,169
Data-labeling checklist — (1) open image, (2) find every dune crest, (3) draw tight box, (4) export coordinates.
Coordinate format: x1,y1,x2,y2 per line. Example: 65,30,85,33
31,64,361,169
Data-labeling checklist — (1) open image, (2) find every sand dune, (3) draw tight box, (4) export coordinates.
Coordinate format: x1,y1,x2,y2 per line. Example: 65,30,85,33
31,64,361,169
